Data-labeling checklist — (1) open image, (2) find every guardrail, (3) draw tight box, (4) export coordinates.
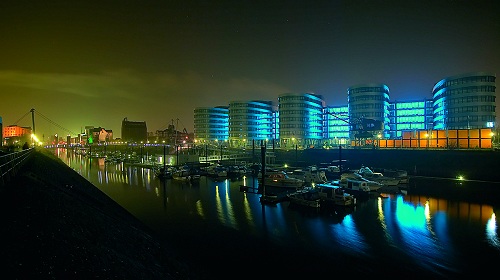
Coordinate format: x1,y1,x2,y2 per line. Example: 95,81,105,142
198,154,251,162
0,148,34,186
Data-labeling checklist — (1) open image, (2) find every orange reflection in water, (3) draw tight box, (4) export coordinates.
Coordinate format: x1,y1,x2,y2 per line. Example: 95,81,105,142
404,194,494,224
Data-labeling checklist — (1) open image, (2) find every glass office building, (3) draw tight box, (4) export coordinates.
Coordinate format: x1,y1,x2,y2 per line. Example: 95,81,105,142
193,72,496,147
388,99,433,138
193,106,229,143
228,100,274,148
278,93,325,149
324,105,350,147
432,72,496,130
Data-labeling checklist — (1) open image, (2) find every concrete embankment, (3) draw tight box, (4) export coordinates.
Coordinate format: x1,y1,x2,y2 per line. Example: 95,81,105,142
0,148,198,279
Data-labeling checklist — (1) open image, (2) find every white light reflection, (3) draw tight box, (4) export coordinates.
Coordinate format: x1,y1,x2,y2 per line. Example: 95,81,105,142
395,196,448,271
223,179,237,230
242,193,255,229
196,200,205,218
329,215,368,255
214,182,237,229
215,184,223,222
486,213,499,248
377,196,393,244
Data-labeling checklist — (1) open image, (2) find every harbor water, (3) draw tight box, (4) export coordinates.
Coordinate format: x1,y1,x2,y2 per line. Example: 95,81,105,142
55,148,500,278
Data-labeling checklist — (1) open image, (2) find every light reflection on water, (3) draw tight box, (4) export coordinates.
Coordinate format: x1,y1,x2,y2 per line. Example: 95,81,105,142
55,148,500,277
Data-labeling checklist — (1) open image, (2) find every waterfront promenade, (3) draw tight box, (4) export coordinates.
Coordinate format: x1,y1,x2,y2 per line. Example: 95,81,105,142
0,148,198,279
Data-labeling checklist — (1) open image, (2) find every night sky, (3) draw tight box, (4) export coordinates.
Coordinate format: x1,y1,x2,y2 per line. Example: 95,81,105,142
1,0,499,139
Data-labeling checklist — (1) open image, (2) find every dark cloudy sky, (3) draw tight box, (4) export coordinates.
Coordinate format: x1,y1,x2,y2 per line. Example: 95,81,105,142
1,0,499,139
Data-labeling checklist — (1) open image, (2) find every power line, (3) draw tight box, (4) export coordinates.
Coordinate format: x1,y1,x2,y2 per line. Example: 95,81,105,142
13,111,31,126
14,109,78,136
34,110,78,135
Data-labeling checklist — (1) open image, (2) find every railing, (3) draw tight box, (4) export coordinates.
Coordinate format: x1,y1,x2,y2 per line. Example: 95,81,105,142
198,154,251,162
0,148,34,186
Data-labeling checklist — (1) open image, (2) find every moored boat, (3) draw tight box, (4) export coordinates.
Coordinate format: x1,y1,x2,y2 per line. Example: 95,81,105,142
263,171,305,189
336,178,372,198
356,166,400,187
341,171,384,191
154,166,175,179
172,167,201,182
287,188,321,208
315,183,356,206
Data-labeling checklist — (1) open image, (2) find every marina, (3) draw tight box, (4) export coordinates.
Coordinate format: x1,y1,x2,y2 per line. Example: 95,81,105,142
56,147,500,278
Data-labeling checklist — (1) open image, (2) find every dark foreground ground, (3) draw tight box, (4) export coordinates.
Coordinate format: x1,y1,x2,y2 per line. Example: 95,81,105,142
0,149,200,279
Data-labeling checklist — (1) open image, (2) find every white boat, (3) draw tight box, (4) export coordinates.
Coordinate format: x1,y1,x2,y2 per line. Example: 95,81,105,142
287,169,306,180
340,172,384,191
287,188,321,208
205,164,228,178
303,165,329,185
379,168,409,184
172,168,201,182
315,183,356,206
263,172,305,189
336,178,371,198
356,166,400,187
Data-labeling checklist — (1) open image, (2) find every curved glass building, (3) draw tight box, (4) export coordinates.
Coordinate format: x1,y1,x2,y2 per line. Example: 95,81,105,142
193,106,229,142
278,93,325,149
432,72,496,130
347,84,390,138
228,100,274,148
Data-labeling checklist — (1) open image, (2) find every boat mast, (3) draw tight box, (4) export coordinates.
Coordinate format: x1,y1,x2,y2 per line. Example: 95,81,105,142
261,144,266,198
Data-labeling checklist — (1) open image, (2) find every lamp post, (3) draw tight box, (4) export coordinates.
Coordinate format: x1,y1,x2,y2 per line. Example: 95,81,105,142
140,141,144,163
220,143,223,162
163,141,166,169
176,145,179,167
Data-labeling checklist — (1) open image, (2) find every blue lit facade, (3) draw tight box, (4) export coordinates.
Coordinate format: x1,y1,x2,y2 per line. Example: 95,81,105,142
192,72,496,147
388,99,433,138
228,100,274,148
324,105,350,146
432,72,496,130
278,93,325,149
272,110,279,146
347,84,390,138
193,106,229,143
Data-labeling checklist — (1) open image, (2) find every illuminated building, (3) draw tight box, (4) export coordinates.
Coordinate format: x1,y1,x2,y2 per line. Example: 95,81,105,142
193,106,229,143
3,124,32,138
388,99,434,138
324,106,350,146
432,72,496,130
156,123,190,145
347,84,390,139
228,100,274,148
192,72,496,148
89,127,113,143
2,124,32,146
278,93,325,149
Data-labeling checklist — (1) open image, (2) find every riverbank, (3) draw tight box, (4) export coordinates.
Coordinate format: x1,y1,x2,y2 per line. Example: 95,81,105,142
0,148,200,279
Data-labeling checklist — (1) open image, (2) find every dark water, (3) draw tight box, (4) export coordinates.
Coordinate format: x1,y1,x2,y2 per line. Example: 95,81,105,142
55,149,500,278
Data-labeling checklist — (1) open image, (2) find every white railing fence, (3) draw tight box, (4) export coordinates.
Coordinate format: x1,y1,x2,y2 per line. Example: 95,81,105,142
0,148,34,186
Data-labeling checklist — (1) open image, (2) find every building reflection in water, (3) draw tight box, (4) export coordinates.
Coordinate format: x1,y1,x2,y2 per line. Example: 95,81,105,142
214,179,238,229
375,193,497,272
55,148,500,275
486,213,499,248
